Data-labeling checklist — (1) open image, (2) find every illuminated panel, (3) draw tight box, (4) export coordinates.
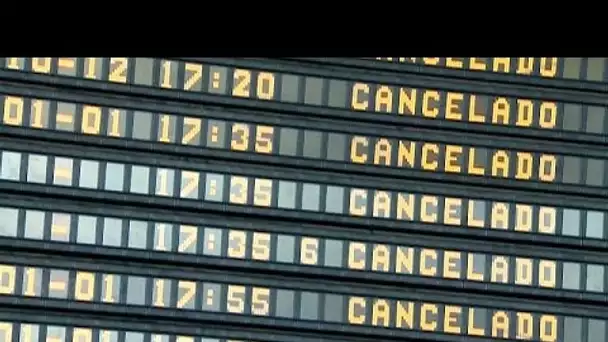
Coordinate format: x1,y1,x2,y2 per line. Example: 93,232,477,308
2,57,608,138
2,262,606,342
1,149,607,242
368,58,608,83
3,95,607,189
0,321,260,342
2,205,606,298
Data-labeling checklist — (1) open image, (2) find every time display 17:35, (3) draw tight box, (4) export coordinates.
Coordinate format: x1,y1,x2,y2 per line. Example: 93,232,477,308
1,148,607,243
1,205,605,297
2,95,606,189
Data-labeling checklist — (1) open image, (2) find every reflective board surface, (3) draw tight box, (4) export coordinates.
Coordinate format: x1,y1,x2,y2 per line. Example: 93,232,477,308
0,321,259,342
0,204,606,301
1,148,607,244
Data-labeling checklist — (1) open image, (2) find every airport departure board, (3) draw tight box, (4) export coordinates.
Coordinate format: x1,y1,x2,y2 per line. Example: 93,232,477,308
0,57,607,342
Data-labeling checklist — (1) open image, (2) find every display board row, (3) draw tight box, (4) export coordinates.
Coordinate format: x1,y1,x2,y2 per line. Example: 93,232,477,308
2,92,608,198
0,201,606,303
1,253,607,342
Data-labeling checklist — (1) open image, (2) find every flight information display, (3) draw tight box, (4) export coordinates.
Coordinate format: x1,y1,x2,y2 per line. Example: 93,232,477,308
2,57,608,142
1,57,607,342
1,203,606,302
2,94,608,194
1,148,607,243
